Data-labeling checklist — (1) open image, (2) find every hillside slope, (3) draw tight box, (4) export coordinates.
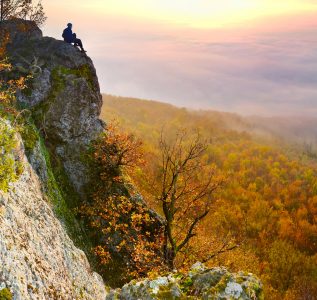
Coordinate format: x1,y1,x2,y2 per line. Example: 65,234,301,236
101,94,317,299
102,94,317,150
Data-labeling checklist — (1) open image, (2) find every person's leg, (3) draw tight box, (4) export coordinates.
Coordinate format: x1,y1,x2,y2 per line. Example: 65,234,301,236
74,38,86,52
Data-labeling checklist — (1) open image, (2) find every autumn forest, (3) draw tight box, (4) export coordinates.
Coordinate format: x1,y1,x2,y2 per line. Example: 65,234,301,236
98,95,317,300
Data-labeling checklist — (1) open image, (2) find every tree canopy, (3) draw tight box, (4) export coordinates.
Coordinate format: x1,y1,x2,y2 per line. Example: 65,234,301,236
101,95,317,300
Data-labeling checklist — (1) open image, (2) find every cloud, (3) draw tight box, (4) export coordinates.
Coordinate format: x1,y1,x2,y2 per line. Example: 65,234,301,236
43,8,317,117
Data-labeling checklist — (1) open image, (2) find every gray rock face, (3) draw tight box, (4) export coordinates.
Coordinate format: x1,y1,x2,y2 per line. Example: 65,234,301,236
0,121,107,300
3,19,104,197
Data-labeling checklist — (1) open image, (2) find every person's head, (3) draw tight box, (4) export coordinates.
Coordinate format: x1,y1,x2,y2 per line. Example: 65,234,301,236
67,23,72,29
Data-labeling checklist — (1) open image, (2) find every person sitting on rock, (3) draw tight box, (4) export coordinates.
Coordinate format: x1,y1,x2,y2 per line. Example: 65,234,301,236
62,23,86,53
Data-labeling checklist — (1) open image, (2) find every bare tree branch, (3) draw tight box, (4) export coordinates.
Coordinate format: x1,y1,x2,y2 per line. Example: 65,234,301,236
155,129,223,269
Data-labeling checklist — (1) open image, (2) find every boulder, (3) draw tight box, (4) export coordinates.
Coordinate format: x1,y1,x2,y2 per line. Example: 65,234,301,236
107,263,263,300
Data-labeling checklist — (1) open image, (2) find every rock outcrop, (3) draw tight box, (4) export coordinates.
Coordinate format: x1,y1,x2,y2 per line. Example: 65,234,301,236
107,263,263,300
2,19,104,197
0,121,107,299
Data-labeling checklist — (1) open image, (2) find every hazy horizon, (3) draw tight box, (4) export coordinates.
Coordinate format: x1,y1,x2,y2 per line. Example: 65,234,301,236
43,0,317,117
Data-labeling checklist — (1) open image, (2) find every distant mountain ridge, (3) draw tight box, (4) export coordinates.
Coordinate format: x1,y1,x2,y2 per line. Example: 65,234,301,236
102,94,317,148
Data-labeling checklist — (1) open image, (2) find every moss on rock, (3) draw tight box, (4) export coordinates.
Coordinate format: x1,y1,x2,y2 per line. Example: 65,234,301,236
31,67,64,124
0,288,13,300
107,264,263,300
19,122,40,154
31,64,97,138
57,65,95,90
0,121,23,192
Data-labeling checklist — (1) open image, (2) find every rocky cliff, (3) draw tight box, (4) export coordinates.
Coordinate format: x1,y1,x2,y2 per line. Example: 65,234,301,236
0,20,263,299
3,19,104,197
0,121,107,299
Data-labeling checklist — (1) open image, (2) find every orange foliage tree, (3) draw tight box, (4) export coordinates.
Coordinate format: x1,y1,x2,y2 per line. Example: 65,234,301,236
0,28,27,114
80,122,165,282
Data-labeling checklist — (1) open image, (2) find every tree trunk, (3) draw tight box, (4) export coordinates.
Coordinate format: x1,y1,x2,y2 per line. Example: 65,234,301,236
164,246,176,270
163,226,176,270
0,0,3,22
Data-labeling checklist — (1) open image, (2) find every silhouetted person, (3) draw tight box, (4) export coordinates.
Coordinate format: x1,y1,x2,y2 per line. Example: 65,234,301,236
62,23,86,53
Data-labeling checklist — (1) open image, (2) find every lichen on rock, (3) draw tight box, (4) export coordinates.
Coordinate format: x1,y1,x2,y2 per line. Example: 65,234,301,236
0,120,23,192
107,263,263,300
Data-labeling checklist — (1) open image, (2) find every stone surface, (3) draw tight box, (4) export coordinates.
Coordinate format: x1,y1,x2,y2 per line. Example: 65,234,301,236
2,19,104,197
107,263,263,300
0,121,107,299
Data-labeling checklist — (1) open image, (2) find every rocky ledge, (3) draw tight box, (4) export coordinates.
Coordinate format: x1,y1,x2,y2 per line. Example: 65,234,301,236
2,19,104,197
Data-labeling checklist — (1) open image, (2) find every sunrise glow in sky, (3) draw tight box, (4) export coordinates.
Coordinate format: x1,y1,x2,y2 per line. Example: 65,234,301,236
45,0,317,28
43,0,317,116
96,0,317,27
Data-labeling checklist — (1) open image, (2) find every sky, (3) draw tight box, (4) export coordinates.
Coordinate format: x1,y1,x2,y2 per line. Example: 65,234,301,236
42,0,317,117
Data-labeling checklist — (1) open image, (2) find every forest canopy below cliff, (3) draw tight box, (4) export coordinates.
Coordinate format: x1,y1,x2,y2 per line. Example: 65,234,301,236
101,94,317,300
